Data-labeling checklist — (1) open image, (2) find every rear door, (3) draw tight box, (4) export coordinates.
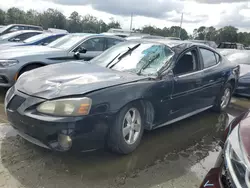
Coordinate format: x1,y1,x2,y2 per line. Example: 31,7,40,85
199,47,224,107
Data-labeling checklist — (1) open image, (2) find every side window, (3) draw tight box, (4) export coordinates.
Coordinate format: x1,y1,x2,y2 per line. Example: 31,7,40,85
200,48,217,68
41,35,62,45
79,37,105,52
9,26,25,32
173,49,199,75
18,33,39,41
106,38,123,49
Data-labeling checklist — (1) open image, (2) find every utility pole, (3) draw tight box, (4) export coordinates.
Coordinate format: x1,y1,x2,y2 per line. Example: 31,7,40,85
130,13,133,34
178,13,183,39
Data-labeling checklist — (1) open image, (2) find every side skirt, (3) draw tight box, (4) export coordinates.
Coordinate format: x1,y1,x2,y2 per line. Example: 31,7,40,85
153,105,213,130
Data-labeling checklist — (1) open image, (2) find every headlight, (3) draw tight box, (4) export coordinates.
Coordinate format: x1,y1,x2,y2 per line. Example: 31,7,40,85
225,125,250,187
0,59,19,67
37,97,92,116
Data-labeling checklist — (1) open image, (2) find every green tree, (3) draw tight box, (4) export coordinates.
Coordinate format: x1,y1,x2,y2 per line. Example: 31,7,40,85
25,10,40,25
216,26,238,44
0,9,5,25
5,7,26,24
38,9,66,29
67,11,82,32
107,17,121,30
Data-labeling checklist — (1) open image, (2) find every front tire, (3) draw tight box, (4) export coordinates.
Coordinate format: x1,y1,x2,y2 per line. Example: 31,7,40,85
212,83,232,112
108,103,144,154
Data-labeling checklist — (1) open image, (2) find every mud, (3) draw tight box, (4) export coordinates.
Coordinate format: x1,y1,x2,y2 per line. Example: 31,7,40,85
0,88,248,188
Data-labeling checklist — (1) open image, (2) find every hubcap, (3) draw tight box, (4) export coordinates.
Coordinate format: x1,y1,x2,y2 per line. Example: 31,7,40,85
122,108,142,145
221,88,231,109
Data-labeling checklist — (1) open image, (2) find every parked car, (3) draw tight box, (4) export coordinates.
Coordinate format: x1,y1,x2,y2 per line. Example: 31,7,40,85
188,40,217,49
0,30,43,44
0,24,43,36
4,40,239,154
0,33,125,87
200,110,250,188
0,32,67,49
234,64,250,97
218,42,245,50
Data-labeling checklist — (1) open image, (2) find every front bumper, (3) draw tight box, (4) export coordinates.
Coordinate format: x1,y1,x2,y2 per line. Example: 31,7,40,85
5,88,114,152
200,150,244,188
0,66,18,87
200,151,224,188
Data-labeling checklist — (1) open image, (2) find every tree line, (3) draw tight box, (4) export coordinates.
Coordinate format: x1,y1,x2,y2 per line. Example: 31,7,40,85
0,7,250,45
0,7,121,33
192,26,250,46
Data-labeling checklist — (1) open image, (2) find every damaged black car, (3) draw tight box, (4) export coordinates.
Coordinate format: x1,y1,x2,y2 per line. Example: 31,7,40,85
5,40,239,154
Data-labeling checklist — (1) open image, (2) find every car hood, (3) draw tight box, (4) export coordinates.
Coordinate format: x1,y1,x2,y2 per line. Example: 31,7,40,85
0,45,64,59
15,61,148,99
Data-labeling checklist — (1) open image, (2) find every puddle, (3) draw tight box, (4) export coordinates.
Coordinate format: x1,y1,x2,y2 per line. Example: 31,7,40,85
0,124,17,140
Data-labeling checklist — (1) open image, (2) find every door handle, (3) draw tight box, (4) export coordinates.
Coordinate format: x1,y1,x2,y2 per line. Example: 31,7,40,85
196,80,202,84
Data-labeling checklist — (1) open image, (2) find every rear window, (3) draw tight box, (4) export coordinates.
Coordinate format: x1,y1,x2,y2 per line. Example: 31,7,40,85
200,48,218,68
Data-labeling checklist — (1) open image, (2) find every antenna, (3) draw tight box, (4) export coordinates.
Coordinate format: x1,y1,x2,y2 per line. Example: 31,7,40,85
179,13,183,38
130,13,133,34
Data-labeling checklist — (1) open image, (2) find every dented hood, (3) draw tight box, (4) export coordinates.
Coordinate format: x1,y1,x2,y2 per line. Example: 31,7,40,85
15,61,147,99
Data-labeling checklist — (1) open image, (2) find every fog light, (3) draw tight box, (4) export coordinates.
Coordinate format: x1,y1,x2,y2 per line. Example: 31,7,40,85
58,134,72,150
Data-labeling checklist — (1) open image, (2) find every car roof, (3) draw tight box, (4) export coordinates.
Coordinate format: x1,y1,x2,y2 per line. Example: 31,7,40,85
14,30,44,34
132,39,193,47
8,24,43,28
69,33,124,39
126,39,217,53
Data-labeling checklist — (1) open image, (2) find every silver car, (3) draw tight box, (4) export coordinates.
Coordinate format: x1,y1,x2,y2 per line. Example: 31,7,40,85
0,33,125,87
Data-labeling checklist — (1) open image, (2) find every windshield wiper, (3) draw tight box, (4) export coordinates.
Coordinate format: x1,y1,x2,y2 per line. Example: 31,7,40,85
108,43,141,69
137,53,160,75
105,53,121,68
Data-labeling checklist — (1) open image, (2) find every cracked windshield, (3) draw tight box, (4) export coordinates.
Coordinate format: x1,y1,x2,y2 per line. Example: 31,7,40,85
0,0,249,188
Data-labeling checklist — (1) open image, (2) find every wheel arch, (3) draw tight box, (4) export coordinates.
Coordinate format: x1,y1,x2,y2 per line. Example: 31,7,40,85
118,99,155,131
16,61,47,80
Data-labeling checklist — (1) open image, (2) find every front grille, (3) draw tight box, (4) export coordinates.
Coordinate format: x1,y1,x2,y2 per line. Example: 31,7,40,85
221,172,233,188
7,95,26,111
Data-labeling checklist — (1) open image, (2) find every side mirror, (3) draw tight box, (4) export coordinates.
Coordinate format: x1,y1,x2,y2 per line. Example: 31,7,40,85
41,42,48,46
77,46,87,54
12,38,21,42
74,47,87,59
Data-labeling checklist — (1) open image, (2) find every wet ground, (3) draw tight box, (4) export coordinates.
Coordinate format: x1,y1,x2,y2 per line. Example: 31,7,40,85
0,88,249,188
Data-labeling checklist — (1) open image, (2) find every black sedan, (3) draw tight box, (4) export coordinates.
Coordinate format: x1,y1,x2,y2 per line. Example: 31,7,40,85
5,40,239,154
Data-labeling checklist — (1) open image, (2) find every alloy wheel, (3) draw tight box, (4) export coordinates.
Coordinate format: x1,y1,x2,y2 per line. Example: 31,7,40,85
122,108,142,145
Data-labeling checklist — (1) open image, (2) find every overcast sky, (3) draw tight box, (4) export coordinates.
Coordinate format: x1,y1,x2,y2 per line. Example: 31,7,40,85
0,0,250,34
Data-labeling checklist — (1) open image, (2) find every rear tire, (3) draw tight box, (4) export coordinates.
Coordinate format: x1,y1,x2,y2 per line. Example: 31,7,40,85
108,103,144,154
212,83,232,112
